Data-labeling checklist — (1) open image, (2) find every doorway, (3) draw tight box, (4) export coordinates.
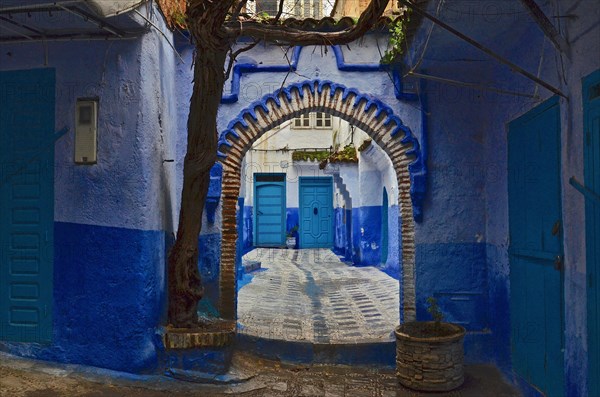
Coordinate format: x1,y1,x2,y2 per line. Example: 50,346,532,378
299,177,333,248
253,173,286,247
508,96,564,395
0,68,55,343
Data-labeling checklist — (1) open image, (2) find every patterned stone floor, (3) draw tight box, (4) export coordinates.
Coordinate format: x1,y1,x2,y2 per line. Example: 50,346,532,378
238,248,400,344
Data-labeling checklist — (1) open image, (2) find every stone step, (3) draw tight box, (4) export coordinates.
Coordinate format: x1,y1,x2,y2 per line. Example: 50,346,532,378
242,259,262,273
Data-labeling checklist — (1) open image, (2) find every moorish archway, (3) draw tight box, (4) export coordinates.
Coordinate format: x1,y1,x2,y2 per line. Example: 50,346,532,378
216,80,423,323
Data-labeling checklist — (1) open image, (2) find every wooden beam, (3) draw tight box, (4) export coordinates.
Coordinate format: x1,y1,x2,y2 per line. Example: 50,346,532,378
398,0,567,98
519,0,570,57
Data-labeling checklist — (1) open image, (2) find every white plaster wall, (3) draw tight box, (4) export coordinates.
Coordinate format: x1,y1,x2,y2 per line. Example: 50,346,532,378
216,35,422,146
240,118,339,207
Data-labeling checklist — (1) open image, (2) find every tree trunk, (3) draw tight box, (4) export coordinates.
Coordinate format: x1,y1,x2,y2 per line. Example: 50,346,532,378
167,46,228,328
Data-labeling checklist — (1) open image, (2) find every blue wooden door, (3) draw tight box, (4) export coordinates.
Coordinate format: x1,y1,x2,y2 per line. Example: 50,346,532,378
381,188,388,263
508,97,564,396
0,69,55,343
254,174,286,247
584,70,600,397
299,177,333,248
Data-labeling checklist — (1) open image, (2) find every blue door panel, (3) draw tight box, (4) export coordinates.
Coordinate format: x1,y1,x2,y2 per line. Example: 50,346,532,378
508,96,564,395
254,176,285,247
299,178,333,248
0,68,55,343
584,70,600,397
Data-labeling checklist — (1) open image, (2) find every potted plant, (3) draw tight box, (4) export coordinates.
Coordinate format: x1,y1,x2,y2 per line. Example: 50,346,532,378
286,225,298,249
395,297,466,392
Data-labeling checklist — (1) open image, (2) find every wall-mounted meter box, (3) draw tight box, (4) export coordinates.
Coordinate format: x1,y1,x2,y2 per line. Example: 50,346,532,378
74,99,98,164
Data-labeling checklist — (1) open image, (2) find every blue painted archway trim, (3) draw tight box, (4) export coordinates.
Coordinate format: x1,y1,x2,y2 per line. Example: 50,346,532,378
217,79,427,221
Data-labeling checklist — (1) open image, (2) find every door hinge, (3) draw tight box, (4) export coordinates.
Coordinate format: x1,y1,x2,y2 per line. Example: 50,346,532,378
552,220,562,236
554,255,563,272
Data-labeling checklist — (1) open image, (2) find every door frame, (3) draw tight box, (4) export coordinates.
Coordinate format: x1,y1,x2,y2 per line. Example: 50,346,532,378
508,95,565,394
298,176,334,249
253,173,286,247
584,69,600,397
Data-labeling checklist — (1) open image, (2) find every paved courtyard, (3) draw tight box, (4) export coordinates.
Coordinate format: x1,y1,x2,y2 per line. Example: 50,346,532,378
238,248,400,344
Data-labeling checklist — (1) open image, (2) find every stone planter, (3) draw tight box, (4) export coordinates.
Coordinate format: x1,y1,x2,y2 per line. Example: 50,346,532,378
395,321,466,392
285,237,296,249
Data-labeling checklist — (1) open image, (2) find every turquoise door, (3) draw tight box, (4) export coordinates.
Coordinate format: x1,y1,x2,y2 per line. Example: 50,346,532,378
254,174,286,247
299,177,333,248
0,69,55,343
508,96,564,396
584,70,600,397
381,188,388,263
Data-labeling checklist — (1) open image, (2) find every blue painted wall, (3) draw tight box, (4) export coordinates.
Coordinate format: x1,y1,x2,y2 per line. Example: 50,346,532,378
0,4,178,373
357,206,382,266
197,233,222,317
0,222,165,373
285,207,300,248
242,206,254,253
380,205,400,279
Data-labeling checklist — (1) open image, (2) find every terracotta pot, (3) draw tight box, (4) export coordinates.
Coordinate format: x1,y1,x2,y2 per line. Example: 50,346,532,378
395,321,466,392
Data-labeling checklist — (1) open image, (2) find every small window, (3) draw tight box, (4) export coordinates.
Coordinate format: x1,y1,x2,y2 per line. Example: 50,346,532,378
293,113,311,129
255,0,278,16
315,112,332,128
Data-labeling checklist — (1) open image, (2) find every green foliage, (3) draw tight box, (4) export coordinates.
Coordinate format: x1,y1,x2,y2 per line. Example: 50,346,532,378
381,14,411,64
292,150,331,162
256,11,271,23
172,9,187,28
427,297,444,327
318,145,358,169
328,145,358,163
287,225,299,238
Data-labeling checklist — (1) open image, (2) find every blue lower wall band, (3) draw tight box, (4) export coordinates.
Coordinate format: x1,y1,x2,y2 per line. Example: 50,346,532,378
0,222,166,373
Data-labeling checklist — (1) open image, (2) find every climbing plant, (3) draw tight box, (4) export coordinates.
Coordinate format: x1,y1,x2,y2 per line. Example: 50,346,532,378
381,12,411,64
164,0,409,328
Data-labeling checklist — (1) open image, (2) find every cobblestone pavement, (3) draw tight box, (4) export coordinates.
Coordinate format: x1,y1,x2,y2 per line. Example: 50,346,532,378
0,351,521,397
238,249,400,344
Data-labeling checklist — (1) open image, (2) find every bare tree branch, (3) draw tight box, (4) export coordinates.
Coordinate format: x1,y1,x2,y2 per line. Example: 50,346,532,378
225,39,261,81
273,0,286,24
231,0,249,21
223,0,390,46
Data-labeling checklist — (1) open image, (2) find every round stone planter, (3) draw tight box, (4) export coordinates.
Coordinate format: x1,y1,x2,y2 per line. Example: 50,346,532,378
395,321,466,392
285,237,296,249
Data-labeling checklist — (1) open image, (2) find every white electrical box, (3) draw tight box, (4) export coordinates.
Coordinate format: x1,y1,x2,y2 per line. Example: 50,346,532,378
74,99,98,164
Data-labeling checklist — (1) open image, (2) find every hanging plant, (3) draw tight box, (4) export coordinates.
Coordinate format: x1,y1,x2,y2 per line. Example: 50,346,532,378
357,139,372,152
292,150,331,162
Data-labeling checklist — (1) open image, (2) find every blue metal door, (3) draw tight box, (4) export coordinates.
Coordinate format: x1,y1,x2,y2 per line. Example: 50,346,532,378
508,96,564,395
254,174,286,247
299,177,333,248
584,70,600,397
0,69,55,343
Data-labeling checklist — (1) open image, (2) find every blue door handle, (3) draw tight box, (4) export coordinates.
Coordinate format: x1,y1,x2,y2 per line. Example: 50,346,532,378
314,207,318,215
